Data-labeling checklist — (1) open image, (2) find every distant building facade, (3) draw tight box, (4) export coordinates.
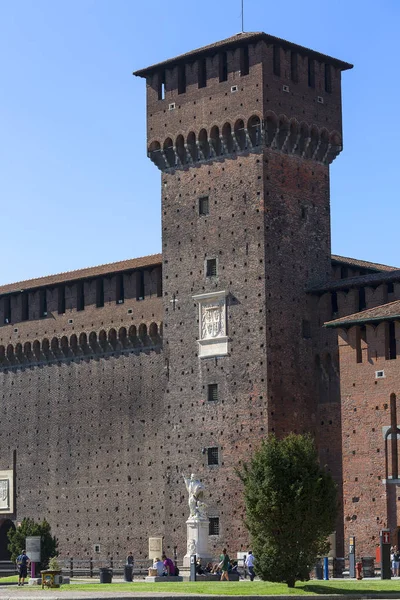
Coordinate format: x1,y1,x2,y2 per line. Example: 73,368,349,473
0,31,396,562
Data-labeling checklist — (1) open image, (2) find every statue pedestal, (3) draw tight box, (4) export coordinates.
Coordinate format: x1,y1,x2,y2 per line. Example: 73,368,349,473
183,517,212,567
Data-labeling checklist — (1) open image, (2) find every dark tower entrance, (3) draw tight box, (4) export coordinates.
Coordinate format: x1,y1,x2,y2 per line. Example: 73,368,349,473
0,519,15,560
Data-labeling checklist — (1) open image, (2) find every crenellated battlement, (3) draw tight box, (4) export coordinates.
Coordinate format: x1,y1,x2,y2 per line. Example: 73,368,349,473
148,110,342,171
0,321,162,371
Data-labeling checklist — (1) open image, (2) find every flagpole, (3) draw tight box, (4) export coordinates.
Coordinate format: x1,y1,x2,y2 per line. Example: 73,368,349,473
241,0,244,32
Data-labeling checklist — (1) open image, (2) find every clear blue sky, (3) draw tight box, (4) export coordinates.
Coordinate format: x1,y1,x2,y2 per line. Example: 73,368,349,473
1,0,398,285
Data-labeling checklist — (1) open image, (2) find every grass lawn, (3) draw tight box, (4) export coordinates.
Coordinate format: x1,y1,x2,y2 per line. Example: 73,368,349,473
59,579,400,595
2,577,400,594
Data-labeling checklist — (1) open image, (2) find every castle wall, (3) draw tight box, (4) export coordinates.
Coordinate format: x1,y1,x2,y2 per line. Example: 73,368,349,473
339,323,400,557
0,349,166,560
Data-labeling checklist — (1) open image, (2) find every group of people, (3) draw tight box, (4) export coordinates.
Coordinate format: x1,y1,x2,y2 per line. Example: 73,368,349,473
391,545,400,577
195,549,256,581
152,553,178,576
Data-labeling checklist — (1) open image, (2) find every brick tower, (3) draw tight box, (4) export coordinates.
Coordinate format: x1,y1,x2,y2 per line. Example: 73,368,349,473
134,32,352,555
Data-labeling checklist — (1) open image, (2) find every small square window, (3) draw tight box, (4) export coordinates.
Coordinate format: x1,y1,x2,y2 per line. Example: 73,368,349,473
206,259,217,277
94,544,100,553
209,517,220,536
199,196,209,216
208,383,218,402
207,447,219,466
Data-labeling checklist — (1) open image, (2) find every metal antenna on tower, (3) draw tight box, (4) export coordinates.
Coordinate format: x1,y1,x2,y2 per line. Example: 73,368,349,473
241,0,244,32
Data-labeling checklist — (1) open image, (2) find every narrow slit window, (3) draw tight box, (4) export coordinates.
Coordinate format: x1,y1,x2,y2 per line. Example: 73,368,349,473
324,64,332,93
219,52,228,82
356,326,366,364
39,289,47,317
4,296,11,324
156,269,162,298
58,286,66,314
136,271,145,301
198,58,207,88
158,71,166,100
208,383,218,402
116,274,124,304
358,288,366,311
96,278,104,308
21,293,29,321
240,46,249,76
206,259,217,277
390,393,398,479
386,322,397,360
273,45,280,76
331,291,338,315
77,282,85,312
199,196,209,216
207,447,219,466
340,266,348,279
209,517,219,536
291,52,298,82
178,64,186,94
308,58,315,88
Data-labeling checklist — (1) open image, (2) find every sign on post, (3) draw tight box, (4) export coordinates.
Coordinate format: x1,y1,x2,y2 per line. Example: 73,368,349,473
26,536,41,562
380,529,391,580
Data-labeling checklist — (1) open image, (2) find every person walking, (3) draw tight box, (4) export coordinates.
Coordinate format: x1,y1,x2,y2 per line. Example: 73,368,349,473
245,551,256,581
16,550,30,586
219,548,230,581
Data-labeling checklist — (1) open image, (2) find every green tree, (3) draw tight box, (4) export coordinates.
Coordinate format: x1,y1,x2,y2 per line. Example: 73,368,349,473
238,433,337,588
7,518,58,571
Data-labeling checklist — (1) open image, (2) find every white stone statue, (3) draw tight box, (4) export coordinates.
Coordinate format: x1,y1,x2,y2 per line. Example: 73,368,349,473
187,539,197,554
182,473,207,520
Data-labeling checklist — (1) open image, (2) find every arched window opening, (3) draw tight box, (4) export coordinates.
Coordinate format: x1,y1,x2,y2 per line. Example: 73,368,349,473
6,344,14,361
33,340,40,360
210,126,221,156
89,332,97,351
139,323,148,344
265,116,277,146
61,336,69,357
148,141,164,169
15,343,23,360
70,334,78,354
149,322,158,341
307,127,319,159
247,116,261,147
277,118,289,150
163,138,175,168
99,330,107,350
234,119,246,151
287,121,299,154
79,332,87,348
129,325,137,345
176,135,186,165
297,124,309,156
42,338,50,357
51,337,59,356
108,328,117,350
119,327,127,348
198,129,209,160
0,520,16,560
222,123,233,154
187,132,197,162
24,342,32,358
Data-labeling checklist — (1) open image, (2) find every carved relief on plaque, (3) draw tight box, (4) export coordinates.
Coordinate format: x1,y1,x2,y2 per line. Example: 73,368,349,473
0,480,9,510
0,470,13,513
193,291,228,358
